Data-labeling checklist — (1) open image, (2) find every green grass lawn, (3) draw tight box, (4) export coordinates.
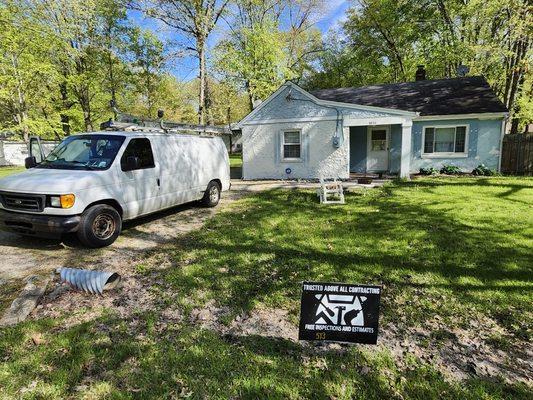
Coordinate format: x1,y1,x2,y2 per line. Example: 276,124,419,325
229,153,242,168
0,177,531,399
167,177,532,332
0,166,24,178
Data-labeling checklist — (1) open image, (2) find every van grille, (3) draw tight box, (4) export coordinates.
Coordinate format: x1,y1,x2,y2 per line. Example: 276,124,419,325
0,192,45,212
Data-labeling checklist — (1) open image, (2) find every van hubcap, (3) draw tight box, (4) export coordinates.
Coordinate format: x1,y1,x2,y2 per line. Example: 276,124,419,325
209,186,219,203
92,214,115,240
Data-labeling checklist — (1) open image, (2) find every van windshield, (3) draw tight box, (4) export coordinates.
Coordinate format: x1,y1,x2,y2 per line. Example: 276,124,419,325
37,135,126,170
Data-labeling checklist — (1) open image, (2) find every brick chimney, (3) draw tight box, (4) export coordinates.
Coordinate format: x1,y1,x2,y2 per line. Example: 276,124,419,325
415,65,426,81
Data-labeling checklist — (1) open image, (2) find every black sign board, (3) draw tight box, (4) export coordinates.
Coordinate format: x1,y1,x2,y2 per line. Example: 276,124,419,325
298,281,381,344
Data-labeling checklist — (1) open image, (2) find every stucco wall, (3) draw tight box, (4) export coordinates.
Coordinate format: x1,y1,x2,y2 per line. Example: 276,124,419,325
242,120,349,179
410,118,503,172
242,85,401,180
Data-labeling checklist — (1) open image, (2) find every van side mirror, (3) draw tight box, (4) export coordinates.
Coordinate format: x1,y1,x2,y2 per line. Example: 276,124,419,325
123,156,140,171
25,156,37,169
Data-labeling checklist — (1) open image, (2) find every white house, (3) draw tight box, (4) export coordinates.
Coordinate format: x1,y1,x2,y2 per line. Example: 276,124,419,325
236,75,508,180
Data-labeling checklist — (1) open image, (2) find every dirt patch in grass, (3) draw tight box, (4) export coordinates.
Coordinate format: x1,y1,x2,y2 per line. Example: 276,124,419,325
380,318,532,385
190,301,298,341
185,299,532,386
36,268,157,328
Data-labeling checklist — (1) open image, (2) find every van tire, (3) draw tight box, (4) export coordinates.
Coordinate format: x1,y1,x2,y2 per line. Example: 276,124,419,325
77,204,122,248
202,181,221,207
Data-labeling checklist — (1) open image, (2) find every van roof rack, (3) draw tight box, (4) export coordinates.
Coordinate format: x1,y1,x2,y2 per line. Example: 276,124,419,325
100,119,231,136
99,108,231,136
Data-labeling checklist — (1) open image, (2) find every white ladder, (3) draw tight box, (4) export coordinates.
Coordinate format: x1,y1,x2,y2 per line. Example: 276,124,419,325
317,178,345,204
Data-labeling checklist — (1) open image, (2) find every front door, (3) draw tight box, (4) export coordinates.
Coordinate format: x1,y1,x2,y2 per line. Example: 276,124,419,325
367,126,389,172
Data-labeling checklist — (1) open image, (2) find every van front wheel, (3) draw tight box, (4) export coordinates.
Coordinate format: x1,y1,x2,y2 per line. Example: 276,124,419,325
77,204,122,248
202,181,221,207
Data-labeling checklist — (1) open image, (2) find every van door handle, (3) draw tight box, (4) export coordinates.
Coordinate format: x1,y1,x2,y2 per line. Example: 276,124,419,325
157,178,160,187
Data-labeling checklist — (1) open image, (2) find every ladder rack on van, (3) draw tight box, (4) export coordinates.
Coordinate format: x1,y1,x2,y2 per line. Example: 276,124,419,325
100,118,231,138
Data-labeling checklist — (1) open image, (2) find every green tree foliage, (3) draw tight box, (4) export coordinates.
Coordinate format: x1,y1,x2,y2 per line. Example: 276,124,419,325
305,0,532,132
216,19,289,108
0,0,236,141
207,79,250,125
0,1,60,140
129,0,231,125
214,0,324,108
128,27,167,118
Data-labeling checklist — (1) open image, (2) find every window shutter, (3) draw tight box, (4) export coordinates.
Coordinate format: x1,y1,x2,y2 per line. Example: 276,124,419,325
302,131,310,164
275,131,283,163
455,126,466,153
424,128,435,153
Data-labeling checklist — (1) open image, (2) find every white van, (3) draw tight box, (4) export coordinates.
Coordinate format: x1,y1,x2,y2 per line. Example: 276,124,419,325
0,132,230,247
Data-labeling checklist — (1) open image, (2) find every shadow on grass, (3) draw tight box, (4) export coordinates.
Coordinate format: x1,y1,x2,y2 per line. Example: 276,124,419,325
1,315,531,399
1,178,531,398
164,179,532,338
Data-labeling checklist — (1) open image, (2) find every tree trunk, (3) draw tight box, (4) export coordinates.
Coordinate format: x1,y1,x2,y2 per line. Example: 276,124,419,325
205,77,214,125
509,71,525,135
59,80,71,136
74,57,94,132
198,38,207,125
245,80,254,110
77,85,94,132
10,54,30,142
77,85,94,131
107,51,117,119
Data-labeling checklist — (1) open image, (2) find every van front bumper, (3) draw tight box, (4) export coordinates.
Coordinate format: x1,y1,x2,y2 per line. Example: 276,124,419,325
0,209,81,237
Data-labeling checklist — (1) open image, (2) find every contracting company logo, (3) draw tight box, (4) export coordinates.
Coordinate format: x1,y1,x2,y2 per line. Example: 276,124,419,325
299,282,381,344
314,294,366,326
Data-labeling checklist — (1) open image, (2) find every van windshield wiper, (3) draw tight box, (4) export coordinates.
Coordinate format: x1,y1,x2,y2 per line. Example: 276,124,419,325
37,161,97,170
64,160,97,170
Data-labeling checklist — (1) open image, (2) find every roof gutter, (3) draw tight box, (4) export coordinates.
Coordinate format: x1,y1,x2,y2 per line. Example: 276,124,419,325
413,112,508,121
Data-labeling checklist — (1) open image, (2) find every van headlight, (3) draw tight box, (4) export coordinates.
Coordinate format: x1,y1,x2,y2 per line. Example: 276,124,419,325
49,194,75,209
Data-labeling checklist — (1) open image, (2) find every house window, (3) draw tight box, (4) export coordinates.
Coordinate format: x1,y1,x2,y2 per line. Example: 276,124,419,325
423,126,467,155
282,130,301,160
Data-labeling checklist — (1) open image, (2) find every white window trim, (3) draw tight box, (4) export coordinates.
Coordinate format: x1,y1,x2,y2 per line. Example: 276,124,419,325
281,129,303,162
279,129,303,162
421,125,469,158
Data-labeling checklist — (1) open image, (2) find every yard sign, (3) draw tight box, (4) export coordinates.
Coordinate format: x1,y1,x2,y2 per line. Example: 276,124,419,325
298,281,381,344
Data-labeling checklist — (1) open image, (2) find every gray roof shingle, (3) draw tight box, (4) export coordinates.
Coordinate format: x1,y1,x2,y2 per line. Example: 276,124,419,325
309,76,507,116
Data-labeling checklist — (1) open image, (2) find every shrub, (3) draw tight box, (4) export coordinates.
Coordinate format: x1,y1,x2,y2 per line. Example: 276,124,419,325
472,164,496,176
419,167,439,175
440,165,462,175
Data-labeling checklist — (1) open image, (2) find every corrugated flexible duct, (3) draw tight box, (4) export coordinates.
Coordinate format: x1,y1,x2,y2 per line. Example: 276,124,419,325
59,268,121,295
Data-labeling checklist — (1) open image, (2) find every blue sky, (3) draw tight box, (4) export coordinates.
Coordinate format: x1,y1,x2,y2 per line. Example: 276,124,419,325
127,1,352,81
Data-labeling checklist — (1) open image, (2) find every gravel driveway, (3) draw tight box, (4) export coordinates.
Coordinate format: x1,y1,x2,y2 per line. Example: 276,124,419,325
0,191,244,283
